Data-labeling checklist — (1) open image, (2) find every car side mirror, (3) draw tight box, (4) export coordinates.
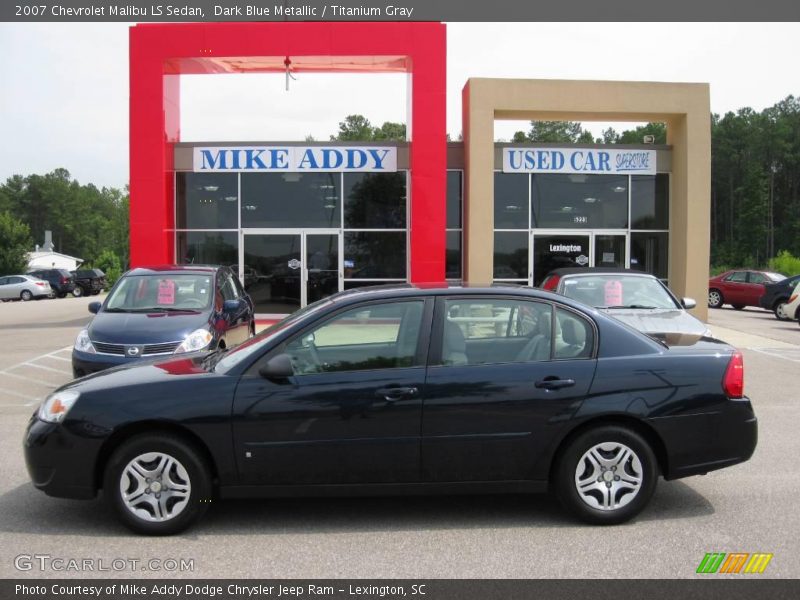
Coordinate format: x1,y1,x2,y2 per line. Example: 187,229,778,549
258,353,294,380
222,299,242,313
88,302,101,314
682,297,697,309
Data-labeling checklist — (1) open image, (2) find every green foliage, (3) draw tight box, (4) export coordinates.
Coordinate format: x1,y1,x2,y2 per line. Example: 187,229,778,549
768,250,800,276
94,249,122,287
0,170,129,273
0,211,33,275
332,115,406,141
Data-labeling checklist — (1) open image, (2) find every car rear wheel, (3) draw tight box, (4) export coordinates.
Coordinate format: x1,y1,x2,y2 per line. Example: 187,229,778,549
103,434,212,535
708,289,723,309
72,286,83,297
20,290,33,301
554,425,658,525
774,301,791,321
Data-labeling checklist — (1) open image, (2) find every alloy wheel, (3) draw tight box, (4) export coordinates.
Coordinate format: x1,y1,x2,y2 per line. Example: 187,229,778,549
574,442,643,511
708,290,722,308
20,290,32,301
119,452,191,523
775,302,789,320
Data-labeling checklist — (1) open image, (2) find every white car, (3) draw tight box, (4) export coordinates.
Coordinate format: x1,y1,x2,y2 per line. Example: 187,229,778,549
0,274,52,301
784,280,800,325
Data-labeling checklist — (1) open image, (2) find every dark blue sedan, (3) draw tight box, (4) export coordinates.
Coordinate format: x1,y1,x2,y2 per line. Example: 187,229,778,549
71,265,254,377
32,284,755,535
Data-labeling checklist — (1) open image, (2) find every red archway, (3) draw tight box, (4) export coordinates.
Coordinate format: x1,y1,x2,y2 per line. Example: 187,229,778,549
129,22,447,282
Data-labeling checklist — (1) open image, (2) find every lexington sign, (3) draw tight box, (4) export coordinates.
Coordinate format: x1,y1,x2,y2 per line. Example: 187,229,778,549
503,147,657,175
193,146,397,173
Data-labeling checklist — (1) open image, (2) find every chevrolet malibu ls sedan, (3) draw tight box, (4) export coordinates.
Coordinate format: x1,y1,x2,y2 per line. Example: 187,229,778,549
72,265,254,378
27,284,757,535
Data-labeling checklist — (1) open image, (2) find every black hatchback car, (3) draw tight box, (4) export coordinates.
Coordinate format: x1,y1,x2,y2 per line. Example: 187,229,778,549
71,265,255,377
29,284,756,535
759,273,800,320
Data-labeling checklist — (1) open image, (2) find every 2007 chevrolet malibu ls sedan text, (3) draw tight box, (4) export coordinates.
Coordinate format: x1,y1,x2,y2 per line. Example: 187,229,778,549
24,284,757,535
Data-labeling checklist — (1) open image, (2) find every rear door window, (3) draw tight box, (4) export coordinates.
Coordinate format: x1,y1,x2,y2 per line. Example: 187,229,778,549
725,272,748,283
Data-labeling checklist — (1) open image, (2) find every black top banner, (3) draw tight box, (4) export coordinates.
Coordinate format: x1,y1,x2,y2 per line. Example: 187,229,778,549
3,0,800,22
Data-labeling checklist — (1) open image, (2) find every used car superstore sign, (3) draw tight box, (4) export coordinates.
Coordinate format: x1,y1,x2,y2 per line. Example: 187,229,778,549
503,147,657,175
193,146,397,173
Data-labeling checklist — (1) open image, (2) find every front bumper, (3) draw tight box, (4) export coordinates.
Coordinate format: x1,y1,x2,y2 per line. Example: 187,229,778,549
71,349,145,378
648,397,758,480
24,415,99,500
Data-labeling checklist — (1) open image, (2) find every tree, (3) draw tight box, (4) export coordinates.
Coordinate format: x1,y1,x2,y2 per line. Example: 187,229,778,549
94,249,122,287
332,115,375,141
617,122,667,145
525,121,586,143
373,121,406,141
0,211,33,275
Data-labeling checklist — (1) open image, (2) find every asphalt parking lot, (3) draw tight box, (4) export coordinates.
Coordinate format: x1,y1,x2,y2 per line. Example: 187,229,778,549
0,299,798,578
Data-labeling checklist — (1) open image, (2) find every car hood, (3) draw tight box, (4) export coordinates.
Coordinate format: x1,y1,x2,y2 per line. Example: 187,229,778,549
600,308,708,337
88,310,210,344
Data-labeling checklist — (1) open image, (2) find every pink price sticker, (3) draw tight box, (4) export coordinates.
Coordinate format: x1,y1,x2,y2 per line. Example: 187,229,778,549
157,279,176,305
604,280,623,306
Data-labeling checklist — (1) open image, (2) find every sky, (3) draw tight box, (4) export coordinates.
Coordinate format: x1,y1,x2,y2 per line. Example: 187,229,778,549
1,22,799,189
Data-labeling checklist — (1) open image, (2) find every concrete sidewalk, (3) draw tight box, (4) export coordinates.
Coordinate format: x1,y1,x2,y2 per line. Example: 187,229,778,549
710,324,798,350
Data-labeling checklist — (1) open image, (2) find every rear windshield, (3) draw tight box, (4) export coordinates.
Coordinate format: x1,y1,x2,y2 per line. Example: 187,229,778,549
765,272,787,282
75,269,105,277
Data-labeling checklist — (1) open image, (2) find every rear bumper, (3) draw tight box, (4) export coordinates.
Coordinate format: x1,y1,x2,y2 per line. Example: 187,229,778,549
648,398,757,480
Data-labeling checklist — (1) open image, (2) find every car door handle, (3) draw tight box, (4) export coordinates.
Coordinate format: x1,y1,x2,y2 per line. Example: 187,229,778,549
535,377,576,390
375,387,419,402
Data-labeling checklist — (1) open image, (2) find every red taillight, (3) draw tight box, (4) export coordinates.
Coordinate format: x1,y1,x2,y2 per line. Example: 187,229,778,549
60,276,68,283
35,282,46,287
723,351,744,399
543,275,560,291
790,293,798,304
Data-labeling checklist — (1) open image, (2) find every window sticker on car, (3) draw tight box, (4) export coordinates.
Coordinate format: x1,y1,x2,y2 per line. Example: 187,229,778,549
157,279,176,305
604,280,623,306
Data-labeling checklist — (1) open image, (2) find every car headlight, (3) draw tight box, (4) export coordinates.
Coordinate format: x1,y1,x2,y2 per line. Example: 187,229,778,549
175,328,214,354
38,390,80,423
74,329,95,354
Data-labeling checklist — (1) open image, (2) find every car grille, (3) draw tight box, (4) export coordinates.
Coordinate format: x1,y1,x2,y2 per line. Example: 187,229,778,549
93,341,182,356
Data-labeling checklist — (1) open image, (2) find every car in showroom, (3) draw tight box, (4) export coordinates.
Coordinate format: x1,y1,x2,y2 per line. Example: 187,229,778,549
708,269,785,310
0,274,52,301
71,265,255,378
759,273,800,320
27,268,77,298
28,284,756,535
541,267,710,340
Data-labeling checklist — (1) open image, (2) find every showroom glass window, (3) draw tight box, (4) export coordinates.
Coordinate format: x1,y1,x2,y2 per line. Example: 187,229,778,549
532,174,628,229
446,170,463,280
175,173,239,270
630,174,670,281
241,172,341,228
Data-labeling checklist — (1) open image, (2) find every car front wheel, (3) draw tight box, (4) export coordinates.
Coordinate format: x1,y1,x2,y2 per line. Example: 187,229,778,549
708,289,723,308
103,434,212,535
554,425,658,525
72,287,83,297
20,290,33,301
774,301,791,321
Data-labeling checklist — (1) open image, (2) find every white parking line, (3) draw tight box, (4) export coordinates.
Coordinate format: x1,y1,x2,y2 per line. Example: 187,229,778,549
1,388,37,400
749,347,800,363
1,370,55,385
42,355,71,363
20,362,72,375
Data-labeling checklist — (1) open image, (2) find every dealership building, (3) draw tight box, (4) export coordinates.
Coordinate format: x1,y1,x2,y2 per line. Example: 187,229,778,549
130,22,711,319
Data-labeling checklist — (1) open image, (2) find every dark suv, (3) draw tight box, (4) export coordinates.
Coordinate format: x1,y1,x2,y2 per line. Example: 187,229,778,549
28,269,76,298
71,269,107,297
759,273,800,320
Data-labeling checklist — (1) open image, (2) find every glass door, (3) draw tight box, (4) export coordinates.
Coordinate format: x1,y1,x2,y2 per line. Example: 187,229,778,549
531,232,592,286
242,231,341,314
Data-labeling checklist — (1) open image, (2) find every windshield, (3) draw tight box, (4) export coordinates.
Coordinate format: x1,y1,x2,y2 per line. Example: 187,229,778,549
561,275,679,309
214,298,334,373
105,274,213,312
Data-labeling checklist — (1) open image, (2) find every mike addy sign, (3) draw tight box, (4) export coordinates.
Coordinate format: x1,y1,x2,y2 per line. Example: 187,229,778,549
193,146,397,173
503,147,657,175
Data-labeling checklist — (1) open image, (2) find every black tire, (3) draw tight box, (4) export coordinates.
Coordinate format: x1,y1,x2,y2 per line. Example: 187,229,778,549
708,289,724,309
56,292,66,298
20,290,33,301
732,305,745,311
103,433,212,535
554,425,658,525
92,290,101,295
72,286,83,298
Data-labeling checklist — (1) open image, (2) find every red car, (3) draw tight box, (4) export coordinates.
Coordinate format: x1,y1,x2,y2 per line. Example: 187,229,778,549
708,269,786,310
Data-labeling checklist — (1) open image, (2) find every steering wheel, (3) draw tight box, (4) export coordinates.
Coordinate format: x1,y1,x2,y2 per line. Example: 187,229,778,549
180,298,206,309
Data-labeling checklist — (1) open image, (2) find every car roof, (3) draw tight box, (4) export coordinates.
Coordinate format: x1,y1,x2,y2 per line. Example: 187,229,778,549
124,265,222,276
545,267,653,278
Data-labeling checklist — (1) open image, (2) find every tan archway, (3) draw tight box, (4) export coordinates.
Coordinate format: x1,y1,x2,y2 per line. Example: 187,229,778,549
462,78,711,320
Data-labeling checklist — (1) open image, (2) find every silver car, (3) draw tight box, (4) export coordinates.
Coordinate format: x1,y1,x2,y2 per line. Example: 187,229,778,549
543,268,711,341
0,275,52,301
